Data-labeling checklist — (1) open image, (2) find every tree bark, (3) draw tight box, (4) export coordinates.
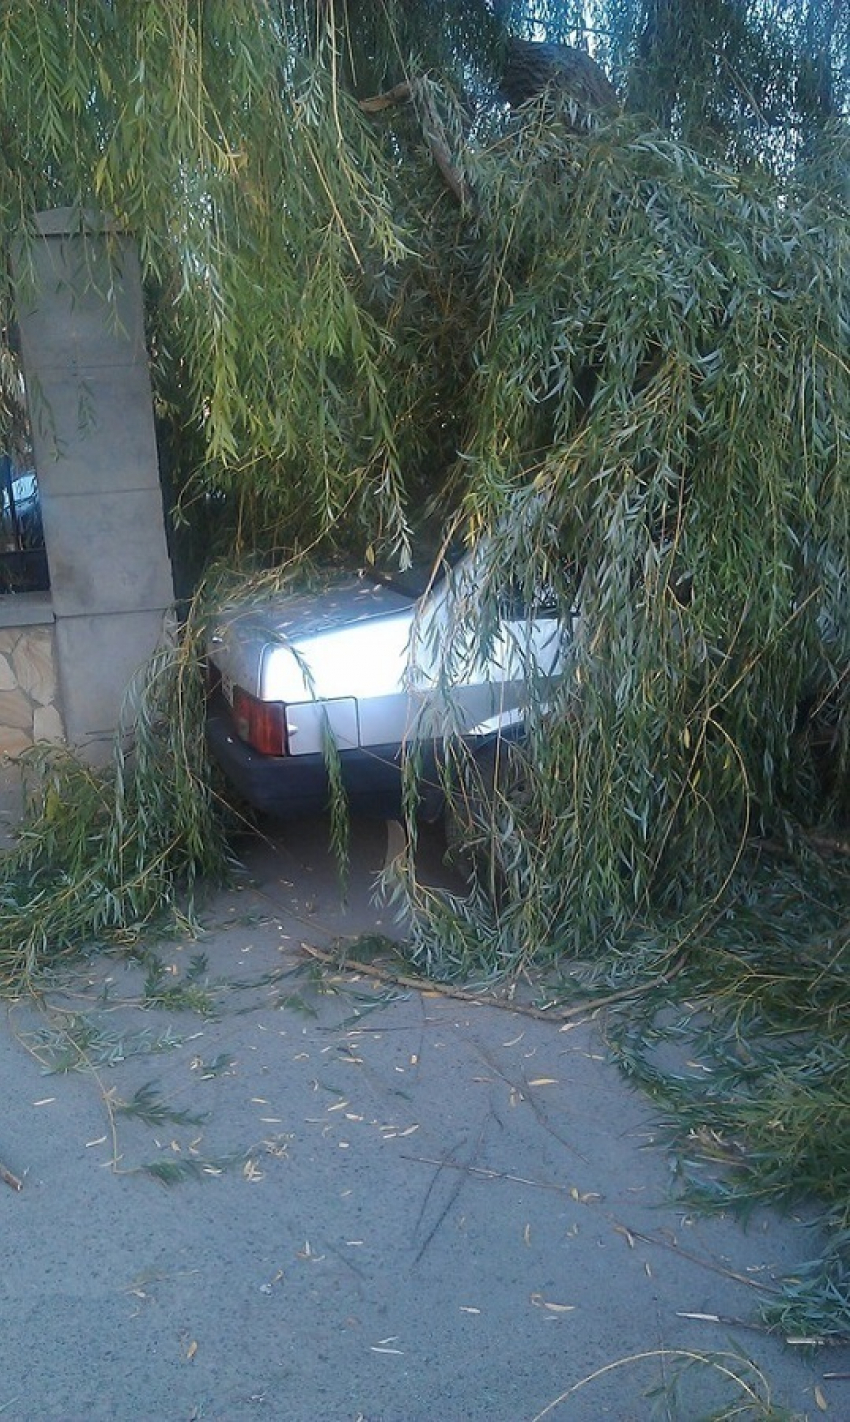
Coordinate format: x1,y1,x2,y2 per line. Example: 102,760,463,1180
0,1159,22,1191
359,80,472,206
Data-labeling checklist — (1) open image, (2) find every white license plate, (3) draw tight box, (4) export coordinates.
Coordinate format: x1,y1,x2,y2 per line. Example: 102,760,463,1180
221,672,234,705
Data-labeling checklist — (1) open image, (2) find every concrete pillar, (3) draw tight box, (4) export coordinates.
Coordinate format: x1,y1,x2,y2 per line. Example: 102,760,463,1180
12,209,174,758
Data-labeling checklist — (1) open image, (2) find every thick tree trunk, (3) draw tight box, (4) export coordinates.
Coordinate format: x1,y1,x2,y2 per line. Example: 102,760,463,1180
499,37,618,113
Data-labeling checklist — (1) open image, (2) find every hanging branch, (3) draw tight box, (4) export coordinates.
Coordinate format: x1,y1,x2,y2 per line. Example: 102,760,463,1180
359,79,472,207
358,81,413,113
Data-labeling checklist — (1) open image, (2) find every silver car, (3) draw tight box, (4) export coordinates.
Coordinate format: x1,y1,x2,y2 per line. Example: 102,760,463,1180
205,553,571,820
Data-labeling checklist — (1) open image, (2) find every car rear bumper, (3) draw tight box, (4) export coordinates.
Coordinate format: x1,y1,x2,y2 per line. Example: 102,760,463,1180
206,704,445,821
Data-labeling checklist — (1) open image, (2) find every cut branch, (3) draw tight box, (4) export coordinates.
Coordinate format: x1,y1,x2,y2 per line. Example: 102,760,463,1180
0,1158,22,1191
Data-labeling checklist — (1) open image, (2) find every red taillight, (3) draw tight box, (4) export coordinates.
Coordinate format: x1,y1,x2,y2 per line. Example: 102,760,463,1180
231,686,288,756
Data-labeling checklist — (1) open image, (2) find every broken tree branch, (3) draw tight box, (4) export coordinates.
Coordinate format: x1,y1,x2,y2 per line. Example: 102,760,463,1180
0,1159,22,1191
358,81,413,113
359,78,472,207
298,940,685,1021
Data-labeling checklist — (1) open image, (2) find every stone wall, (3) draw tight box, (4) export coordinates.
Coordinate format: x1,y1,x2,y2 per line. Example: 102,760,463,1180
0,615,64,756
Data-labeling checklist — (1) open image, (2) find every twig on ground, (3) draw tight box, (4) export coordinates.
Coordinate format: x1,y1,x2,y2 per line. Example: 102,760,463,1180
677,1310,772,1334
359,79,471,206
624,1225,784,1296
298,940,686,1021
403,1152,577,1196
0,1159,22,1191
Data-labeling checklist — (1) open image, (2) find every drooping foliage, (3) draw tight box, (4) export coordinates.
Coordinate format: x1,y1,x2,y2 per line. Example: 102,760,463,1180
0,623,229,994
1,2,846,555
0,0,847,960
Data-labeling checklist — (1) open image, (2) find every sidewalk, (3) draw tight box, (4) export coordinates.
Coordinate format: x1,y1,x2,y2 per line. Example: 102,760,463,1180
1,812,847,1420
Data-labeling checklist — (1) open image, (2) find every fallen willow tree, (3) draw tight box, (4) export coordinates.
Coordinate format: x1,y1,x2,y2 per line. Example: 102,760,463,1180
0,20,847,1338
0,62,846,980
377,108,850,975
0,6,846,960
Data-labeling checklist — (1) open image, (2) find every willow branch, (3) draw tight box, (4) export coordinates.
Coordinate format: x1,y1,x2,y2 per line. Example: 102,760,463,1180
0,1159,22,1191
358,81,413,114
299,940,685,1020
359,79,472,208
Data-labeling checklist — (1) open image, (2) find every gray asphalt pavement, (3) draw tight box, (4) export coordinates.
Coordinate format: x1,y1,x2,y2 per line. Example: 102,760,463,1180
1,811,847,1421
